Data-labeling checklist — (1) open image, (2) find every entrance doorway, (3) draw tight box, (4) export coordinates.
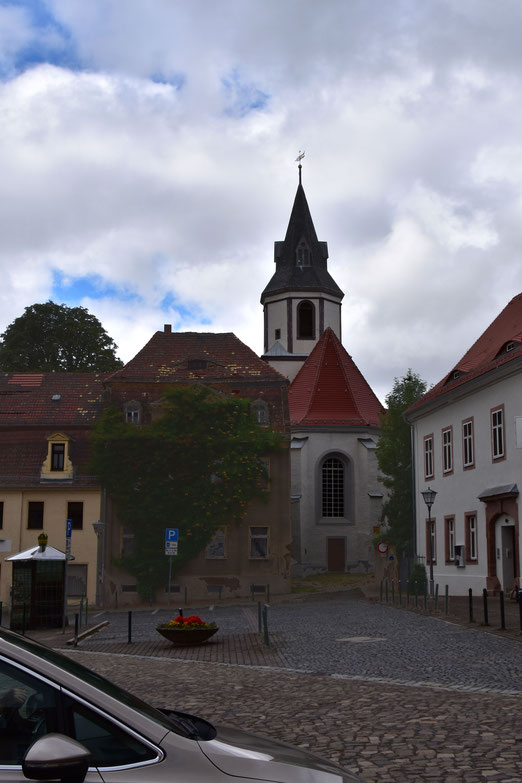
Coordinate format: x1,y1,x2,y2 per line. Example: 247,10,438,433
327,538,346,572
500,525,515,590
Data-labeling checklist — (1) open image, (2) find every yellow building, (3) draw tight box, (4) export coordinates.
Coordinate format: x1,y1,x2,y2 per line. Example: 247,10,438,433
0,373,107,608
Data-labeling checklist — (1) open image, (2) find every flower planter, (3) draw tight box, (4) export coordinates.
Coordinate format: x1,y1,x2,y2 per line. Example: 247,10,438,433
156,626,218,646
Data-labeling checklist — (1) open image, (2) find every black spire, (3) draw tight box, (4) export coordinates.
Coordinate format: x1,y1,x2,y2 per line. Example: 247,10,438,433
261,175,344,301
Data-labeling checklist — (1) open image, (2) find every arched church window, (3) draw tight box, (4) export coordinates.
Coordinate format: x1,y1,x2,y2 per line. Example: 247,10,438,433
322,456,345,517
297,301,315,340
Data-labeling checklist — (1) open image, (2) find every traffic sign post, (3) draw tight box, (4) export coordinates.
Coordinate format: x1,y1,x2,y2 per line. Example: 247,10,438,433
165,529,179,606
63,519,73,632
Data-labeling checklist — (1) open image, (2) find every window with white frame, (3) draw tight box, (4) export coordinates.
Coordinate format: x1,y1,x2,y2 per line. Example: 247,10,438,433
466,514,478,562
442,428,453,474
251,399,269,425
445,517,455,562
424,435,434,479
124,401,141,425
206,529,226,558
491,407,505,459
462,419,474,468
249,526,269,558
120,526,134,557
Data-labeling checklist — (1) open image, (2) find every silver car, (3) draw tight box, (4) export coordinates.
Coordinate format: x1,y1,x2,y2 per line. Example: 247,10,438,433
0,627,362,782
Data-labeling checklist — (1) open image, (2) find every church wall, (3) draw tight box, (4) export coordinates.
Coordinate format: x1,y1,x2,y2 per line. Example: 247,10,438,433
290,429,382,576
264,297,288,351
322,299,342,339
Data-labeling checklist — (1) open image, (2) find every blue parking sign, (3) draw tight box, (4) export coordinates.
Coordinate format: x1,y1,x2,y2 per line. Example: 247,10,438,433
165,528,178,542
66,518,72,539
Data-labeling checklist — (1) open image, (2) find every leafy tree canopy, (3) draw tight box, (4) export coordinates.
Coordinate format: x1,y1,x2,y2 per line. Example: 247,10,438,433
0,301,123,372
90,385,283,599
376,369,427,556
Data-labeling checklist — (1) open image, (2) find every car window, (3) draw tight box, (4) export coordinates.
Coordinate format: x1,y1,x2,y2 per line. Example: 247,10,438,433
0,659,60,765
63,694,158,768
0,629,186,735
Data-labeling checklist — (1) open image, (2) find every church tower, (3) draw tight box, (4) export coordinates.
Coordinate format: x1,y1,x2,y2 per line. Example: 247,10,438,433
261,166,344,381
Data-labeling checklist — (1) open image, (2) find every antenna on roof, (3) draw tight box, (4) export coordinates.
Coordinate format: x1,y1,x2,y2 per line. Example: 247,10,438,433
295,150,305,184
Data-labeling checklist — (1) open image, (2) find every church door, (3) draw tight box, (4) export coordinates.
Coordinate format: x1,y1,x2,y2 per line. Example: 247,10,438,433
327,538,346,572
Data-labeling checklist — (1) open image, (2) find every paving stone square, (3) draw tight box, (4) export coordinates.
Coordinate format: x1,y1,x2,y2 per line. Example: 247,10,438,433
30,593,522,782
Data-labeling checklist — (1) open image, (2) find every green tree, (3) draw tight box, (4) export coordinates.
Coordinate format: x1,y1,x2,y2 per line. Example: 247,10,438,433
90,385,282,599
0,301,123,372
376,369,427,556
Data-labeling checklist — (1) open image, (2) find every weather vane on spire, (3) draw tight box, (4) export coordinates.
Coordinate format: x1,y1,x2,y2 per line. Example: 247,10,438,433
295,150,305,184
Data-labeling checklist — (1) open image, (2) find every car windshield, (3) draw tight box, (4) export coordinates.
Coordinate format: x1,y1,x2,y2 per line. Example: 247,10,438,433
0,628,191,737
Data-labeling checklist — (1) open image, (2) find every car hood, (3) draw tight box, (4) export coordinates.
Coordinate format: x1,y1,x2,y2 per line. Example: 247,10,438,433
198,725,361,783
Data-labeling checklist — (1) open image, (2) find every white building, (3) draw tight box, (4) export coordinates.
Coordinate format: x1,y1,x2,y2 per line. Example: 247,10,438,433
406,293,522,595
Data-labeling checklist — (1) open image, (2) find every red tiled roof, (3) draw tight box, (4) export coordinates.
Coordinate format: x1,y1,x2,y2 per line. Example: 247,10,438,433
407,292,522,415
0,429,98,486
289,328,384,427
8,374,44,386
0,373,107,427
108,330,287,384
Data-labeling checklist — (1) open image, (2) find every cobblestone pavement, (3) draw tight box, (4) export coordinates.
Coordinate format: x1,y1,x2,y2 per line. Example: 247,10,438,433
28,594,522,782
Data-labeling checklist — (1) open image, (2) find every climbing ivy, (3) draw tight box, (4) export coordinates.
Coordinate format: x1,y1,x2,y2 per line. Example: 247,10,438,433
90,385,282,600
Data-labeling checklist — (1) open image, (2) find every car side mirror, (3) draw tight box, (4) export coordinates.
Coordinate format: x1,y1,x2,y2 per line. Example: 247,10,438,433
22,733,91,782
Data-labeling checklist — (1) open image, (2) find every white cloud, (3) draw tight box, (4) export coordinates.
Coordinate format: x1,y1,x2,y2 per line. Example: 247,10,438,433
1,1,522,403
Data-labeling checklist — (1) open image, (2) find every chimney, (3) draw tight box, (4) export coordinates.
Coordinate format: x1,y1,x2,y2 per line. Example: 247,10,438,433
164,324,172,334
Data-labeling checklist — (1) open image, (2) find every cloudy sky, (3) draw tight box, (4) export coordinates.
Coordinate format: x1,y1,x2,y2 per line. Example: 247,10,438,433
2,0,522,401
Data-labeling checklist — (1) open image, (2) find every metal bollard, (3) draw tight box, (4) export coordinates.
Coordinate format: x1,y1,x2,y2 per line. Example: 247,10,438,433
74,613,79,647
414,583,418,608
178,608,183,617
406,583,410,607
499,591,506,630
380,580,383,602
22,603,26,636
468,588,474,622
385,580,389,602
434,583,439,611
262,604,269,646
519,589,522,634
257,601,262,633
391,580,395,604
79,598,83,628
128,611,132,644
423,582,427,610
399,580,402,606
445,584,449,614
482,588,489,626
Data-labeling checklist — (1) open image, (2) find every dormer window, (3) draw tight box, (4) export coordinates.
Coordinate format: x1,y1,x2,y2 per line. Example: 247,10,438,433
124,401,141,425
252,399,269,425
187,359,208,370
296,238,311,267
453,371,461,380
41,433,73,480
506,341,515,352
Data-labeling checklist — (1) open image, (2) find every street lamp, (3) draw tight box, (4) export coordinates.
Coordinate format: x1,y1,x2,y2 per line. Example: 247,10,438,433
421,487,437,597
92,520,106,607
